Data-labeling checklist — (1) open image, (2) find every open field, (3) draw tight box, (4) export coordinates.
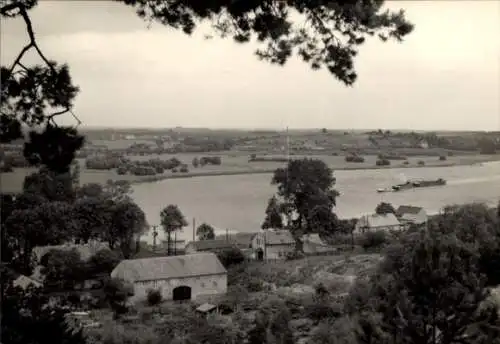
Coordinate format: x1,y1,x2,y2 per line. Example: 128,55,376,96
2,153,499,194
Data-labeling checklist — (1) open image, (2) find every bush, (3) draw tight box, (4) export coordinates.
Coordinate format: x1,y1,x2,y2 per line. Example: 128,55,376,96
155,166,164,174
403,160,409,165
0,163,13,172
146,289,162,306
375,158,390,166
359,230,389,251
345,154,365,163
180,165,189,173
116,166,128,175
217,248,245,268
304,302,343,322
439,155,447,161
417,160,425,166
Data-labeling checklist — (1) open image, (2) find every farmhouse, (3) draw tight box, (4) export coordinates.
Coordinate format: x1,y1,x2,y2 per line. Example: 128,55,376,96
252,230,295,260
354,213,402,234
110,253,227,303
396,205,428,226
185,239,238,254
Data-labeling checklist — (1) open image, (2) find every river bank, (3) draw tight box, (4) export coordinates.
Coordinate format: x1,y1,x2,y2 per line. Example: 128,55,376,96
132,161,500,244
1,154,498,193
128,155,498,185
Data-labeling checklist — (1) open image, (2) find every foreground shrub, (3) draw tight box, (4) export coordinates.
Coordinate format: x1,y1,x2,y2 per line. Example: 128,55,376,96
375,158,390,166
359,230,389,251
217,248,245,268
309,317,356,344
147,289,162,306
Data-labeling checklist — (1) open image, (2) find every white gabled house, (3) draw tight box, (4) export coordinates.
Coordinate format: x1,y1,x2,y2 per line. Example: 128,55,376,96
251,230,295,260
354,213,402,234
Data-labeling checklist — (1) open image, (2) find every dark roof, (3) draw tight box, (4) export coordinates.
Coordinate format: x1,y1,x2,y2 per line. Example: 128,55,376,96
216,232,257,248
187,239,237,251
111,252,226,282
263,230,295,245
396,205,423,216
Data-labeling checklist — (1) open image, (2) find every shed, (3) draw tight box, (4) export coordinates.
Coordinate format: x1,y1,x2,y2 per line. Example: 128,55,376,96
196,303,218,316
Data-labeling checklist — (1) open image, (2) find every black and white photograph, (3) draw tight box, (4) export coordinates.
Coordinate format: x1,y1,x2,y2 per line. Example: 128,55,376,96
1,1,499,343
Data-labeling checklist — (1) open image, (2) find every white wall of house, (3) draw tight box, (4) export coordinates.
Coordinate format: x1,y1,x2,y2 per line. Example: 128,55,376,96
265,244,295,260
130,273,227,303
400,210,428,225
354,223,401,234
251,233,295,260
184,244,199,255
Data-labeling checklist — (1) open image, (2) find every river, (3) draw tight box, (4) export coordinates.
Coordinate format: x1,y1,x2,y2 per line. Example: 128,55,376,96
132,161,500,244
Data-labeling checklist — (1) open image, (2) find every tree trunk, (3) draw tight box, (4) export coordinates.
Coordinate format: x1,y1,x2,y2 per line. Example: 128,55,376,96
167,231,171,256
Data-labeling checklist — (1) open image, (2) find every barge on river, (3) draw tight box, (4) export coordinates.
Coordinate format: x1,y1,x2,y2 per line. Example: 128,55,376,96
377,178,446,193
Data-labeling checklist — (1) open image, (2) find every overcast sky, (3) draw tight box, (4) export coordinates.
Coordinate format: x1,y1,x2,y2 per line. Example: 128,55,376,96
1,1,499,131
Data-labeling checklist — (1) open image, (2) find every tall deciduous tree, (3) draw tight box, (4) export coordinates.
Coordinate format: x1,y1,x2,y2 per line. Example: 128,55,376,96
109,200,147,258
375,202,396,215
270,158,339,239
197,223,215,240
262,195,284,230
160,204,188,256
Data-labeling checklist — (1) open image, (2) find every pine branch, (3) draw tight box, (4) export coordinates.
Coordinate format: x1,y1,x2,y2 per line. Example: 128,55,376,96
1,1,81,127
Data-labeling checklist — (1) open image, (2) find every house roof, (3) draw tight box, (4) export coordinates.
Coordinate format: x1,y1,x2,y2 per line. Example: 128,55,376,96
359,213,401,228
111,252,226,282
13,274,43,290
187,239,237,251
396,205,424,216
32,241,109,262
216,232,257,248
262,230,295,245
196,303,217,313
302,234,327,246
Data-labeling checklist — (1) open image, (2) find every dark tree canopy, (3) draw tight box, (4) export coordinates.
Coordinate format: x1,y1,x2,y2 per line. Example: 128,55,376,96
1,0,412,174
197,222,216,240
270,158,339,238
119,0,413,86
375,201,396,215
261,195,284,230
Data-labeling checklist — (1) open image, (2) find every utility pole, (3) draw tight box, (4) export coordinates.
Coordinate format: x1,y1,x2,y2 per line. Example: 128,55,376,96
152,225,158,252
174,231,177,255
226,228,229,242
192,217,196,241
264,230,267,262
